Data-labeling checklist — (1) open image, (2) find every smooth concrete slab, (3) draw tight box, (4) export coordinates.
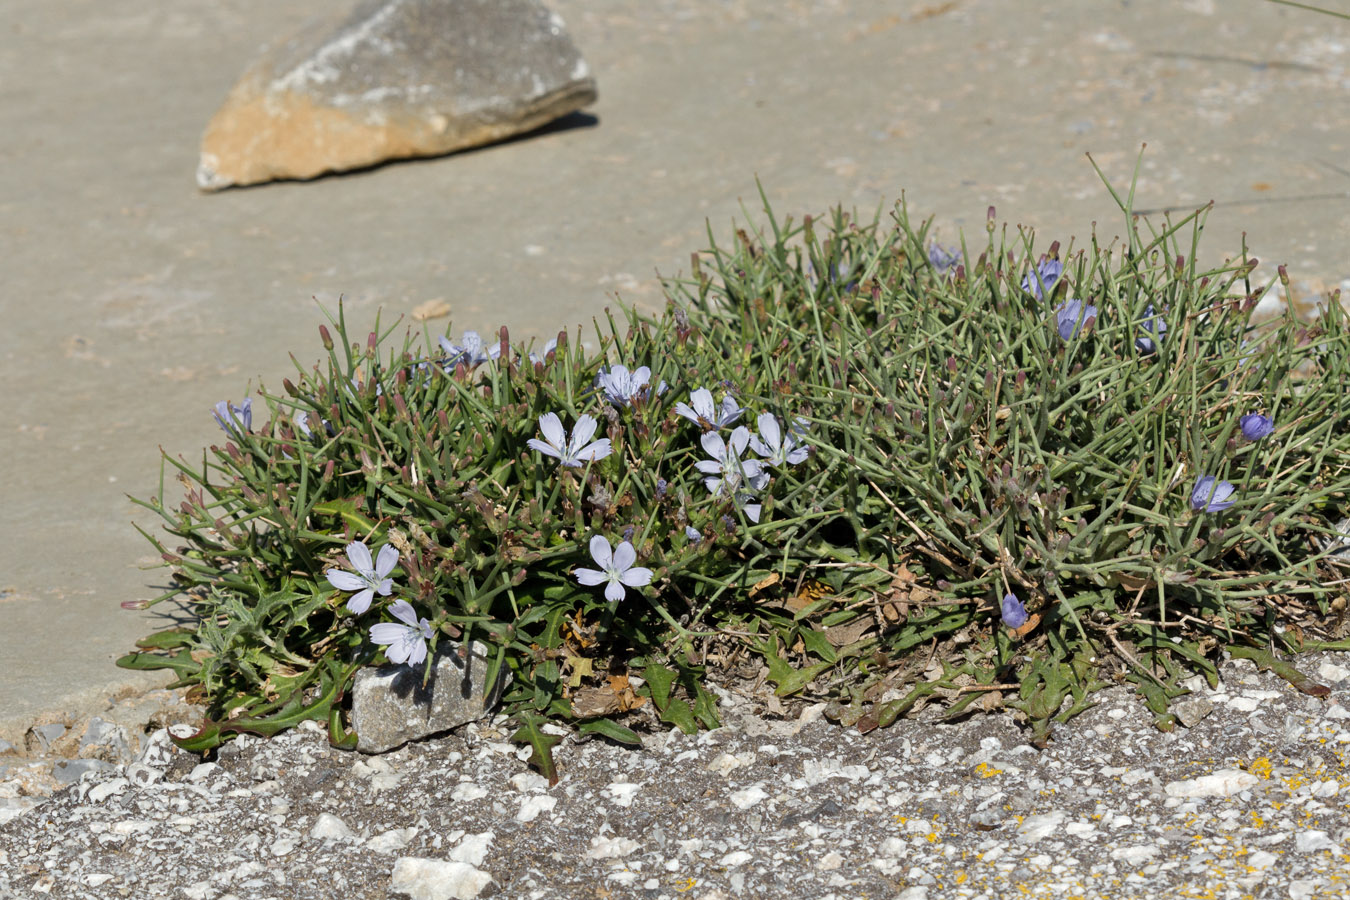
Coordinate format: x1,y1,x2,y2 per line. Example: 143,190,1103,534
3,0,1348,742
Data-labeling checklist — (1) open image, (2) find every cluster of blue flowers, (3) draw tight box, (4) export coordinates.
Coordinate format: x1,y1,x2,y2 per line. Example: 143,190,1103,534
223,252,1284,664
271,348,813,668
526,371,810,598
924,246,1281,632
324,541,432,666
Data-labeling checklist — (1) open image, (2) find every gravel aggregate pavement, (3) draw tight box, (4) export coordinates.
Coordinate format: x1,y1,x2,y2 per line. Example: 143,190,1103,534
5,652,1350,899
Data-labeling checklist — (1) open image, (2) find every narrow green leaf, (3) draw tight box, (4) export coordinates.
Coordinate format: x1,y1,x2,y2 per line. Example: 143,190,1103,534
511,711,562,786
577,719,642,745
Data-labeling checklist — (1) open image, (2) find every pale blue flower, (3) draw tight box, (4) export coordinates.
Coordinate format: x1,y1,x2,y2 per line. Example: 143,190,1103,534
213,399,252,436
369,599,432,666
1001,593,1028,629
1239,413,1274,442
674,388,743,429
696,427,768,522
1190,475,1236,513
595,364,665,408
1054,299,1098,340
928,244,960,272
749,412,809,466
1135,304,1167,355
439,331,501,368
685,525,702,542
527,337,559,365
325,541,399,614
294,411,335,440
1022,257,1063,300
526,412,612,467
573,535,653,602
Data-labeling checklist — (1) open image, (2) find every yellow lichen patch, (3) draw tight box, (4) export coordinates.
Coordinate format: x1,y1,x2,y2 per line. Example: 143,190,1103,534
1246,757,1273,779
974,761,1003,778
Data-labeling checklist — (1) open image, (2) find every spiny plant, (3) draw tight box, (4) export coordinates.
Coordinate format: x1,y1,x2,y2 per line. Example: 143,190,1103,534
121,178,1350,775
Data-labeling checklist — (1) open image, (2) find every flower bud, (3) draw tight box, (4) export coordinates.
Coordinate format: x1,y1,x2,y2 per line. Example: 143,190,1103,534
319,324,334,350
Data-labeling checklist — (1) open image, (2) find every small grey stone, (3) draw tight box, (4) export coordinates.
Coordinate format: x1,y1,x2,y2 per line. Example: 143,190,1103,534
1172,696,1216,728
198,0,597,190
79,717,132,764
0,739,15,755
134,728,175,768
391,857,493,900
352,643,507,753
969,808,1006,831
26,723,67,753
51,758,118,786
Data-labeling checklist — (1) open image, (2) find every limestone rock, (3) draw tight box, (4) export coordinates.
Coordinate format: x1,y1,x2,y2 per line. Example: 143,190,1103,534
351,643,506,753
198,0,597,190
390,857,493,900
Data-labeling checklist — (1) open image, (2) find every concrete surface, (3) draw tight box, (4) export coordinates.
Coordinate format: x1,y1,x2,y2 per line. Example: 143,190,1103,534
3,0,1350,740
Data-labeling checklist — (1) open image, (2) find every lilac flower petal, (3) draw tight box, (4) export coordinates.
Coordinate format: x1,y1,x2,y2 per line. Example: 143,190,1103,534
1023,258,1063,300
1001,593,1028,628
728,426,751,456
326,570,366,592
785,446,810,465
405,635,428,667
694,460,724,476
1190,475,1237,513
574,568,607,586
346,588,375,615
573,439,612,463
604,580,626,602
346,541,374,576
571,414,598,448
373,578,394,598
369,622,407,645
716,395,743,426
685,526,702,541
538,412,567,449
690,388,714,419
527,438,563,459
375,545,399,579
757,412,781,450
388,599,420,627
588,534,613,569
612,541,637,572
1239,413,1274,441
620,566,653,587
742,503,762,523
700,431,727,461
